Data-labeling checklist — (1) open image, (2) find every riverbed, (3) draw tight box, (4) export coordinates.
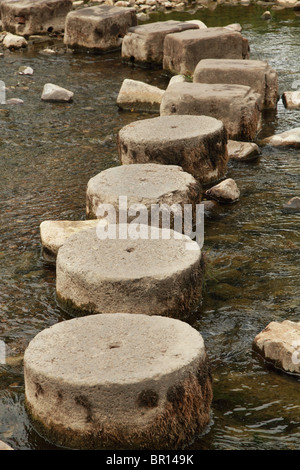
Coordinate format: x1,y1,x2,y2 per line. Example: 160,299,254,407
0,3,299,450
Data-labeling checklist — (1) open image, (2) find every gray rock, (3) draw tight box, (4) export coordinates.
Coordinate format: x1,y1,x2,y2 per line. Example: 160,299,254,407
227,140,261,161
253,320,300,376
0,0,72,36
24,313,212,449
167,74,187,88
64,5,137,51
121,20,198,66
0,440,13,450
163,27,250,77
225,23,242,32
205,178,240,203
262,127,300,147
160,82,262,141
282,91,300,109
193,58,278,109
116,78,165,112
282,196,300,211
41,83,74,102
118,115,228,184
2,32,27,49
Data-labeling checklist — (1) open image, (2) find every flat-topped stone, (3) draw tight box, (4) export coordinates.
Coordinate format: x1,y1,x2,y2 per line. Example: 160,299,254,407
262,127,300,148
56,225,204,317
193,59,278,109
118,115,228,185
40,219,100,262
116,78,165,112
0,0,72,36
121,20,198,67
253,320,300,376
24,313,213,449
160,82,262,141
163,27,250,77
86,163,201,224
64,5,137,52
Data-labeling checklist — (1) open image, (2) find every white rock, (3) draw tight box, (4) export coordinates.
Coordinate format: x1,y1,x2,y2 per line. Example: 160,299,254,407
227,140,261,161
167,74,187,88
19,66,34,75
117,78,164,112
282,91,300,109
205,178,240,203
262,127,300,147
6,98,24,105
41,83,74,103
224,23,242,32
3,33,28,49
185,19,207,29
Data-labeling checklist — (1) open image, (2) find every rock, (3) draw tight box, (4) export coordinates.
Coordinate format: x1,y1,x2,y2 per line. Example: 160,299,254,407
253,320,300,375
227,140,261,161
0,0,72,36
277,0,298,6
163,27,250,77
86,163,201,229
116,78,165,112
2,32,28,49
121,20,198,67
56,225,204,317
282,90,300,109
24,313,213,449
225,23,242,32
5,98,24,105
40,48,57,55
160,82,262,141
205,178,240,203
118,115,228,185
185,19,207,29
167,74,187,88
0,441,13,450
41,83,74,103
40,219,100,262
262,128,300,147
261,10,272,19
18,66,34,75
293,1,300,9
282,196,300,212
193,58,278,109
64,5,137,52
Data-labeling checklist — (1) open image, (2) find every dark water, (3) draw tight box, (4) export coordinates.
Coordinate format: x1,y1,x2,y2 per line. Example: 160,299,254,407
0,4,299,450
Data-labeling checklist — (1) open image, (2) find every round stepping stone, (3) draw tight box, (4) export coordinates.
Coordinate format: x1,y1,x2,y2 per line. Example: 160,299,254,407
56,225,203,317
118,115,228,185
24,313,213,449
86,163,201,223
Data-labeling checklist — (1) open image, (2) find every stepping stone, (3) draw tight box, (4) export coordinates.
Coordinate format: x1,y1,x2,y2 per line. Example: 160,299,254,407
282,90,300,109
118,115,228,185
86,163,201,226
121,20,198,67
116,78,165,112
262,127,300,147
253,320,300,376
160,82,262,141
24,313,213,449
64,5,137,52
205,178,240,203
56,224,203,317
227,140,261,161
163,27,250,77
40,219,100,262
0,0,72,36
193,59,278,109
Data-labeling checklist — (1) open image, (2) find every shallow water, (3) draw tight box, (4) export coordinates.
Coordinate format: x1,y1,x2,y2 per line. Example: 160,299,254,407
0,4,299,450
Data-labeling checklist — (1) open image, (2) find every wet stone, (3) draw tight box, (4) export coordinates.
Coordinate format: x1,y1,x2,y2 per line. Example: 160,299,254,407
24,313,213,449
116,78,165,112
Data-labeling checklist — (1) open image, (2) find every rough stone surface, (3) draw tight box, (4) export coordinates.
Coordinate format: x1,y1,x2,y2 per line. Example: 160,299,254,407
3,32,27,49
1,0,72,36
118,115,228,184
116,78,165,112
282,91,300,109
167,74,187,88
86,163,201,224
40,219,100,262
24,313,213,449
227,140,261,161
64,5,137,51
41,83,74,102
121,20,198,67
163,27,250,77
253,320,300,376
205,178,240,203
282,196,300,212
193,59,278,109
262,128,300,147
0,440,13,450
56,225,204,317
160,82,262,141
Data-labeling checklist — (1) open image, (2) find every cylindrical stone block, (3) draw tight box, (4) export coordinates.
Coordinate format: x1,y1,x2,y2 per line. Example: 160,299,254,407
56,225,204,318
117,115,228,185
24,313,213,449
86,163,201,224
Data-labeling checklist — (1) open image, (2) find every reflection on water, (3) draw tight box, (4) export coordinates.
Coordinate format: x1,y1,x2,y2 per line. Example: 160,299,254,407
0,4,299,450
